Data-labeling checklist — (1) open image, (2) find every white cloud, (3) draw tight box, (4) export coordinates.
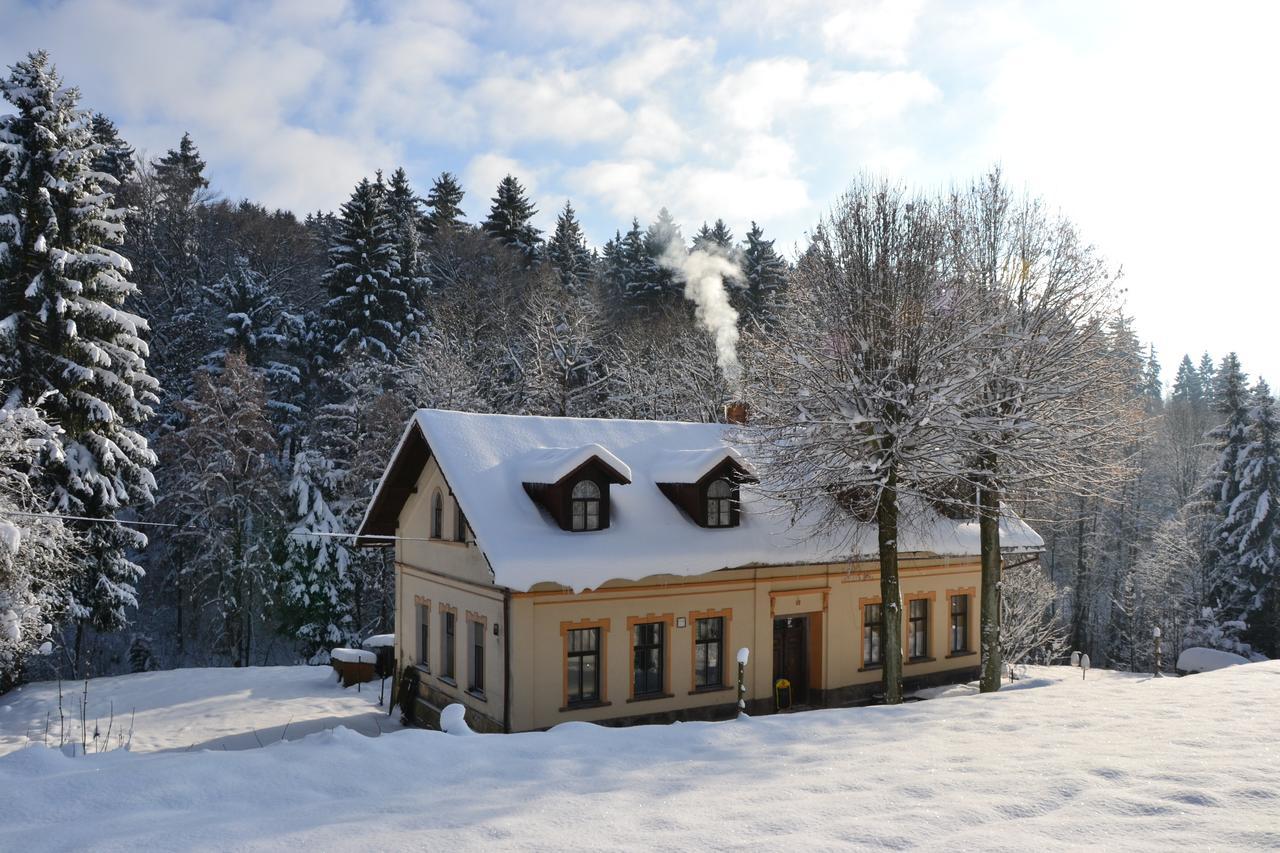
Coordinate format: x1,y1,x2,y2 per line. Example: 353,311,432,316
603,36,710,98
821,0,925,65
472,72,629,145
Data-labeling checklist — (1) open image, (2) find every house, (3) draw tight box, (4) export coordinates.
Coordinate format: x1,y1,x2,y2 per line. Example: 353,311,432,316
356,409,1043,733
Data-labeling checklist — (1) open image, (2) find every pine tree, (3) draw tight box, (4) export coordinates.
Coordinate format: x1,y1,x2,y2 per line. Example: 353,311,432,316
202,255,300,395
692,219,734,253
601,230,625,298
0,52,159,668
89,113,135,186
1199,352,1217,402
619,218,656,302
1172,355,1203,407
1224,380,1280,654
422,171,465,238
385,167,428,321
153,132,209,213
546,201,594,291
740,221,787,320
1203,353,1251,617
481,174,541,265
276,448,356,660
322,177,407,363
1142,346,1163,414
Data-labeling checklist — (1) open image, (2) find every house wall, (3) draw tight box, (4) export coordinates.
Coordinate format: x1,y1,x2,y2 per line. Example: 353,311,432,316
392,456,506,733
508,554,983,732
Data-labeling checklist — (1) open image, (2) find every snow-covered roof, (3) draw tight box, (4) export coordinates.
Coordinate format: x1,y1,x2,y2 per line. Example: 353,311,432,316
520,444,632,484
650,447,757,483
362,409,1044,593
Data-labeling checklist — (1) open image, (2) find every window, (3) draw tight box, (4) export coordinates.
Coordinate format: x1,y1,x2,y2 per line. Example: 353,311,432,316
694,617,724,688
417,604,430,668
468,619,484,694
441,610,456,680
430,492,443,539
632,621,665,697
454,498,467,542
950,594,969,653
571,480,601,531
863,603,883,667
566,627,601,705
706,479,733,527
909,598,929,660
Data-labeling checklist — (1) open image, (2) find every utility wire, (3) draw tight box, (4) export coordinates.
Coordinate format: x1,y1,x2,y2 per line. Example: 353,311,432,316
0,510,429,542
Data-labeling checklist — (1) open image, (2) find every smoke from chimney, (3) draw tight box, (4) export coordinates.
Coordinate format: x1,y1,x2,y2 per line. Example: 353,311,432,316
658,243,742,383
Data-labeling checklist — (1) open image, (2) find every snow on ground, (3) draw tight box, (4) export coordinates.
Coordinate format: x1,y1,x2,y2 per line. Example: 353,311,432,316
1176,646,1250,673
2,662,1279,851
0,665,399,755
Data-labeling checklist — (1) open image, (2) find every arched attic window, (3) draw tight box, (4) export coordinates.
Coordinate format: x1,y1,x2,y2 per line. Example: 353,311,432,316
454,497,467,542
706,478,733,527
571,480,602,531
431,491,443,539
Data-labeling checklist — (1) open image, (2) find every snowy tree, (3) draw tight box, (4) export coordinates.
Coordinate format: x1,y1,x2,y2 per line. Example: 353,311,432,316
89,113,135,186
481,174,541,266
0,52,159,669
0,407,77,689
1000,559,1069,674
1167,353,1213,506
422,171,465,238
744,178,983,703
740,221,787,320
619,218,656,303
1202,353,1251,614
946,169,1128,690
322,176,408,363
643,208,683,302
546,201,595,292
691,219,734,253
520,274,616,417
1221,380,1280,654
386,167,429,319
158,353,283,666
276,448,356,660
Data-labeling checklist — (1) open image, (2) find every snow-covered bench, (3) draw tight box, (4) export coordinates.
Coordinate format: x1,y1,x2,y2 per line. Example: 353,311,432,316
330,648,377,687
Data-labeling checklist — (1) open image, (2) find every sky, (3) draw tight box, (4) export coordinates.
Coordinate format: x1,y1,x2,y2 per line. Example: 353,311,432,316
2,0,1278,385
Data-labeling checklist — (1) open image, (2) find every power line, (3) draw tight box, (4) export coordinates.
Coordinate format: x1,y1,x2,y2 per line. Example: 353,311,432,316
0,510,430,542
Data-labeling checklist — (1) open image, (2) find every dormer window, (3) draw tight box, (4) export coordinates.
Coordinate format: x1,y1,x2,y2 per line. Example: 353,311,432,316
706,479,733,527
571,480,602,531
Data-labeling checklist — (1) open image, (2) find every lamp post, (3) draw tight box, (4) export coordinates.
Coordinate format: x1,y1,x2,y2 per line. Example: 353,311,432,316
1153,626,1163,677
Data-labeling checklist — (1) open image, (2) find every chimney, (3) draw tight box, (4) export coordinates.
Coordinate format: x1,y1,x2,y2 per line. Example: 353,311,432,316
725,401,749,425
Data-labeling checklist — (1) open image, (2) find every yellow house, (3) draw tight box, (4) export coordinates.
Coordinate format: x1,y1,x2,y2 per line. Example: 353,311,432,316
356,409,1042,733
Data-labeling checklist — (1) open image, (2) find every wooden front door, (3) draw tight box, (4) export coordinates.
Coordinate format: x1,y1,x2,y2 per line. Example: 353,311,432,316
773,616,808,703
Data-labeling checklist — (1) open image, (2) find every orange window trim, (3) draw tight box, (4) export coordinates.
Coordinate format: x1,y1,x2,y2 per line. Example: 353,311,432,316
688,608,733,691
626,613,675,699
946,587,977,652
559,617,611,709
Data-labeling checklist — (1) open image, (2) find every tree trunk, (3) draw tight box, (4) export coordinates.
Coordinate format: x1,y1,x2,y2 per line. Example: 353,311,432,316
978,460,1003,693
877,465,903,704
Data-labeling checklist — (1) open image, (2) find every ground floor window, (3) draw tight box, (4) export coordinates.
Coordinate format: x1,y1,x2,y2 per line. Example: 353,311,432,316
567,627,601,705
694,617,724,688
909,598,929,660
468,619,484,694
863,603,883,667
417,604,430,668
633,621,665,697
950,594,969,653
441,610,456,680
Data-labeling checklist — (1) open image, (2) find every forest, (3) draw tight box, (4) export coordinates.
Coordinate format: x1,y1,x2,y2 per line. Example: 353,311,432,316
2,50,1276,691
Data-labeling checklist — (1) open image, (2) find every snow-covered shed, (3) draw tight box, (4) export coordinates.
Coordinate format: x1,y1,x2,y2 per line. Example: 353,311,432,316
358,409,1043,733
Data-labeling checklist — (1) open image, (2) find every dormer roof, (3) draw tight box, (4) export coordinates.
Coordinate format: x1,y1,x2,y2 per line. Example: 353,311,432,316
651,447,758,485
520,444,632,486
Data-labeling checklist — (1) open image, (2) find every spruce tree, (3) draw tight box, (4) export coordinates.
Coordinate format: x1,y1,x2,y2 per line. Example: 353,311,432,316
1172,355,1204,407
153,132,209,212
617,218,655,302
741,221,787,320
481,174,541,265
546,201,594,291
322,177,407,363
643,208,683,301
1203,353,1251,617
692,219,734,252
1225,380,1280,654
385,167,428,321
422,171,465,237
0,52,159,666
89,113,135,186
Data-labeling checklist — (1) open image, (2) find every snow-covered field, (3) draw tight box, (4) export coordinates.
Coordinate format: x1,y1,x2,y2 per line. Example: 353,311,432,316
0,664,398,755
2,662,1278,851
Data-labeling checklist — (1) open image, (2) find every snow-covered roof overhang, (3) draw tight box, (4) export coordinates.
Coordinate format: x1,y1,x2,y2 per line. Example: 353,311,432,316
358,409,1046,592
650,447,758,484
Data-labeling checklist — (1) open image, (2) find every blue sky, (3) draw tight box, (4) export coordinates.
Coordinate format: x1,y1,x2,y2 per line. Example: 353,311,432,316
3,0,1278,383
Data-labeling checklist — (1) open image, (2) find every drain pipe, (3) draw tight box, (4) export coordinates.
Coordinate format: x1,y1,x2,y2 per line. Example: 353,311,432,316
502,587,512,733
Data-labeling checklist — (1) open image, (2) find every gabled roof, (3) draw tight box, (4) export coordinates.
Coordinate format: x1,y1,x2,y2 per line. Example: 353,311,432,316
358,409,1044,593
